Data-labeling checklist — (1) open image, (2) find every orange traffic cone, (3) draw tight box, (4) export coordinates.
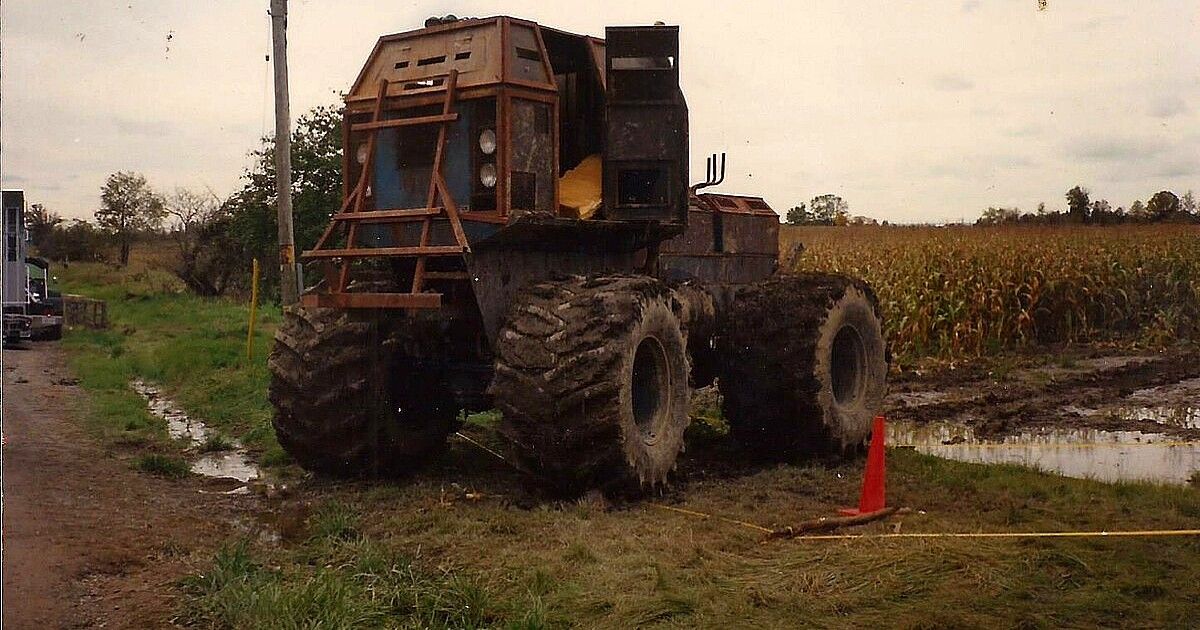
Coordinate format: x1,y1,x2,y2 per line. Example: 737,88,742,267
839,415,887,516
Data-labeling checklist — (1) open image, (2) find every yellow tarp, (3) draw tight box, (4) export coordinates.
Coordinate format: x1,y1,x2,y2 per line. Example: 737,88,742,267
558,154,602,219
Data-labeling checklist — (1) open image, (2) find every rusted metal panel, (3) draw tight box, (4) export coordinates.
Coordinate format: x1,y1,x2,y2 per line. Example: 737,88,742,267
696,193,779,216
303,245,463,259
504,20,554,87
603,26,688,224
659,253,776,285
466,245,640,343
658,199,778,285
660,208,713,254
721,212,779,257
508,98,556,214
348,19,503,104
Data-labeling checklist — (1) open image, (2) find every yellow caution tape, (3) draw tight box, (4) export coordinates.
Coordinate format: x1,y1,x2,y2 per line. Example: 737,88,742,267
894,441,1200,449
651,503,1200,540
649,503,775,534
792,529,1200,540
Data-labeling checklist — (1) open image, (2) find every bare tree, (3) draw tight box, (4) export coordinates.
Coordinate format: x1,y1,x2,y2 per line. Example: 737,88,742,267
165,188,239,296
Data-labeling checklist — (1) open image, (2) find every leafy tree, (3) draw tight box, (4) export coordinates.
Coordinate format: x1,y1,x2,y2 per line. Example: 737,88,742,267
1089,199,1123,225
37,219,109,263
24,203,63,250
785,203,809,225
977,206,1021,225
1065,185,1090,223
1146,190,1180,221
96,171,165,265
1128,199,1149,221
809,194,848,226
1178,190,1195,217
223,104,343,293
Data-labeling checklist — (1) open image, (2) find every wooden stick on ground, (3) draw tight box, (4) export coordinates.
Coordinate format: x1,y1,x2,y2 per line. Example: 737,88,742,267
768,507,912,540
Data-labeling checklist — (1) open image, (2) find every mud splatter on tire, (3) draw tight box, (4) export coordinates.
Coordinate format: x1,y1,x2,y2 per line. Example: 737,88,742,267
489,275,690,492
717,273,888,456
268,306,458,476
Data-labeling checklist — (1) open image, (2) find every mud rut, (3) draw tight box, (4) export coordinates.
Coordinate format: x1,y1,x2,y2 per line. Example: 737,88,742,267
888,349,1200,439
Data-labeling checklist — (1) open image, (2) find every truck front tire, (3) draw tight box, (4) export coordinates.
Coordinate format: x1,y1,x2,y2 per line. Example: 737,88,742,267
490,275,690,492
268,306,458,476
718,273,888,456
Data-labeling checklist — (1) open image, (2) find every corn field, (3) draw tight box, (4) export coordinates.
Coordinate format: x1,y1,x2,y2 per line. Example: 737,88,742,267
784,225,1200,363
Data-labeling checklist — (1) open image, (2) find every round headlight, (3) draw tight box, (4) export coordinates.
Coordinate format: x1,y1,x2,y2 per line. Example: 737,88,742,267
479,163,497,188
478,128,496,155
355,143,370,165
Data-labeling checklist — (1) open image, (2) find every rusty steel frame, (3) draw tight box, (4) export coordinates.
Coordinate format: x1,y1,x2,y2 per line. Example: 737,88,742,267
302,17,776,315
301,68,474,310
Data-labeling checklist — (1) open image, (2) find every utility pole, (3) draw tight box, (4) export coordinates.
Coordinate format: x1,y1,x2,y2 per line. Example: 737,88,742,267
270,0,300,304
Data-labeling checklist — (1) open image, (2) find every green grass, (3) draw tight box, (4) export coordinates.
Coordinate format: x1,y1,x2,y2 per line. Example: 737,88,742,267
176,448,1200,628
180,510,549,629
135,453,192,478
198,433,235,453
58,257,286,465
56,245,1200,627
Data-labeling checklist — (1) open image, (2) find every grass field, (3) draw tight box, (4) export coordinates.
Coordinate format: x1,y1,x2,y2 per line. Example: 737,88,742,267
175,452,1200,628
57,258,286,466
54,234,1200,628
784,224,1200,365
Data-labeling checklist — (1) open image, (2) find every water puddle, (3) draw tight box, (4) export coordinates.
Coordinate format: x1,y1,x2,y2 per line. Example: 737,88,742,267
1111,406,1200,430
191,452,262,483
888,421,1200,485
131,379,261,483
1062,379,1200,431
1119,379,1200,430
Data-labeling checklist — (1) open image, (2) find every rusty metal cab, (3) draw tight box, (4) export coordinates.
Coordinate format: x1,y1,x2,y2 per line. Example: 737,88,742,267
301,16,779,342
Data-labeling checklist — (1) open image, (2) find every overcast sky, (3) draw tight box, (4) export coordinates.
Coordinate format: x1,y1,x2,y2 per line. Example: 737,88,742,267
2,1,1197,223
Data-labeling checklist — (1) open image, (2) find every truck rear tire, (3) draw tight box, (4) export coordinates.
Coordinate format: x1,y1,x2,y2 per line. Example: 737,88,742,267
268,306,458,476
490,275,690,492
717,273,887,456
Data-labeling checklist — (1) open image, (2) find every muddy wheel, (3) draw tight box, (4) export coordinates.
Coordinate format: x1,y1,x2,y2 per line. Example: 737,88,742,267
717,273,887,456
489,275,690,492
268,306,458,476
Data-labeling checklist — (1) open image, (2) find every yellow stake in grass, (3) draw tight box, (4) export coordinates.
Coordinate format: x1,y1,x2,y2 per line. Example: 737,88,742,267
247,258,260,361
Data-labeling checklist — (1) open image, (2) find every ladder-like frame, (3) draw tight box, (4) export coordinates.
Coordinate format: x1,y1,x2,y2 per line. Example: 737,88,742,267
301,70,470,309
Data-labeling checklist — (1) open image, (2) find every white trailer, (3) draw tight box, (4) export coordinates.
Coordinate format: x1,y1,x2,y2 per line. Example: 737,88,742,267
3,190,33,343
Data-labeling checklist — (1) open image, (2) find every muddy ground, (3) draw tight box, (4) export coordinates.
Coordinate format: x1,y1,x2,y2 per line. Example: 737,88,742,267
887,345,1200,440
1,341,1198,627
1,343,253,629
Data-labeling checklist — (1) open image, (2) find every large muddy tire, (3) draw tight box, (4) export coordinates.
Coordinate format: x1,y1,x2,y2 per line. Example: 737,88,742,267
717,273,887,456
268,307,458,476
489,275,690,492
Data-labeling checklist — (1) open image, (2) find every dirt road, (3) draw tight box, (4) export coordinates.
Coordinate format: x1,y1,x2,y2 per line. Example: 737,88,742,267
2,342,244,629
